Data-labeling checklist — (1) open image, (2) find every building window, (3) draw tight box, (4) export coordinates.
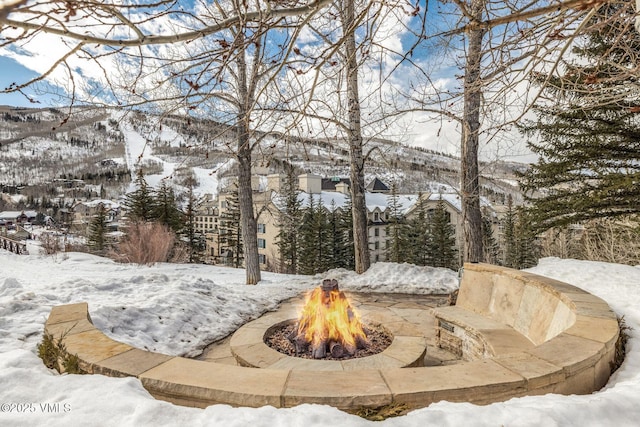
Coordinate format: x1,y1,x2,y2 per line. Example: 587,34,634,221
374,241,379,250
257,223,266,234
259,254,266,264
258,238,266,249
374,228,379,237
374,212,380,222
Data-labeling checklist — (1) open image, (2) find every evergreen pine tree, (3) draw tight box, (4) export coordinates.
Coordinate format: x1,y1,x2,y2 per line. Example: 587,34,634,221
327,200,347,270
218,184,243,268
519,3,640,231
501,196,538,269
502,195,518,268
275,169,303,274
514,208,539,269
314,200,331,273
88,203,108,253
182,176,205,263
298,196,331,275
339,193,356,270
481,213,500,265
297,196,317,275
385,183,406,263
404,193,430,266
154,181,183,234
428,196,458,270
124,169,156,223
35,212,46,226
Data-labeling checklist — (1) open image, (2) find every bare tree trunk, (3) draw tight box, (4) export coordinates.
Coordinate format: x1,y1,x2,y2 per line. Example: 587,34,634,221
461,0,485,264
236,34,261,285
341,0,370,274
237,142,261,284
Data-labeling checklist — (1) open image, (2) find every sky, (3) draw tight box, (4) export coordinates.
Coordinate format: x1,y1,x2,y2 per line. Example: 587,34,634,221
0,245,639,426
0,57,47,107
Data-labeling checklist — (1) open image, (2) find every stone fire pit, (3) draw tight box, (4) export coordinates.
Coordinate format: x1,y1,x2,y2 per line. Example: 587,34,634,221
229,279,429,370
43,263,620,412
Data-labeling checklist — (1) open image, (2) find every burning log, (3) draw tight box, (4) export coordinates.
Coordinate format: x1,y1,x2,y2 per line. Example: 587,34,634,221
322,278,338,293
329,341,344,358
288,330,309,356
312,341,327,359
290,279,369,359
355,334,368,350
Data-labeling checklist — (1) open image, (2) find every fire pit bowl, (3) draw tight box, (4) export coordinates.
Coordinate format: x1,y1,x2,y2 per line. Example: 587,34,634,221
230,312,427,371
264,319,394,360
263,280,397,361
231,315,426,370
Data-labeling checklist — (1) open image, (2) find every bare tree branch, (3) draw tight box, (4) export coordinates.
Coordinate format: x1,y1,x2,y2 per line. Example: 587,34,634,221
0,0,334,46
0,0,26,19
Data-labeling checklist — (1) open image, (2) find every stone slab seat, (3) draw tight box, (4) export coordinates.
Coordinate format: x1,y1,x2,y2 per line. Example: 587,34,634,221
43,263,620,411
435,305,536,358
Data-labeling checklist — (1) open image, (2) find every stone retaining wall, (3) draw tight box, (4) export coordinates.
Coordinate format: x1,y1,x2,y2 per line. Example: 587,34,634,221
43,263,620,411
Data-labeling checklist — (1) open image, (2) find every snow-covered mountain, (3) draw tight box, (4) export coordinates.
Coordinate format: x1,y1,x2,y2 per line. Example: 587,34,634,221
0,105,526,205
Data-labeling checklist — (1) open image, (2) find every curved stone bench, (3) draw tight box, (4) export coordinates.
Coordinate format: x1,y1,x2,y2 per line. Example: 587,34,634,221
435,263,579,359
43,263,620,411
433,263,619,398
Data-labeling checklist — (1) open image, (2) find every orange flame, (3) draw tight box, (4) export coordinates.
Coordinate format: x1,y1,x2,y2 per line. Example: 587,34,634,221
296,285,367,350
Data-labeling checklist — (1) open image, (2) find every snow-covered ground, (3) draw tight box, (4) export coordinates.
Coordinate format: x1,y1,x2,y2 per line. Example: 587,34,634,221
0,251,638,426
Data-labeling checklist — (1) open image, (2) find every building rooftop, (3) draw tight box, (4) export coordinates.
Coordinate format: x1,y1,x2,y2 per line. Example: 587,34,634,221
366,177,390,193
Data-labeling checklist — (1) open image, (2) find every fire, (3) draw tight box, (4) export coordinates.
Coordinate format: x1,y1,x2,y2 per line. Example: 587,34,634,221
294,279,368,358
